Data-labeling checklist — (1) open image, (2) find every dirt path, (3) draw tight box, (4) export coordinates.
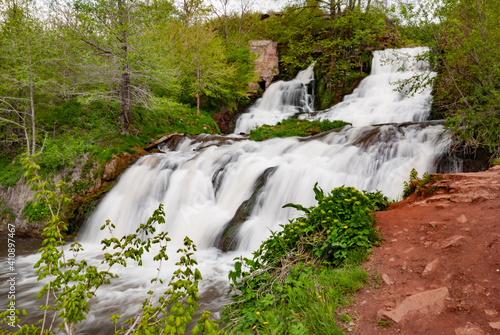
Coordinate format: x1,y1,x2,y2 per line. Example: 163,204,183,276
346,165,500,335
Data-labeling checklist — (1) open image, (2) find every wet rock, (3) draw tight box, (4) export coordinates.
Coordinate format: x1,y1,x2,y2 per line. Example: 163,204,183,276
103,148,147,181
145,133,183,149
215,166,278,251
378,287,449,323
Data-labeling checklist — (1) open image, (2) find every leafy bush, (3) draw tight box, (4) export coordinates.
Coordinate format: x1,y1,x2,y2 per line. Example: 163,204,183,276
263,185,381,266
69,179,92,196
249,119,350,141
22,200,51,223
0,157,24,189
402,168,443,198
222,184,386,334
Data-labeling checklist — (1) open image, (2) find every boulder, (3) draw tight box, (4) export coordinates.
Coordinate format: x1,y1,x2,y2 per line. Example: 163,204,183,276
378,287,449,323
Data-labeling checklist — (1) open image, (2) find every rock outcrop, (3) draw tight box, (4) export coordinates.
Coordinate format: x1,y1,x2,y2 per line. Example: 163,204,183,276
248,40,279,93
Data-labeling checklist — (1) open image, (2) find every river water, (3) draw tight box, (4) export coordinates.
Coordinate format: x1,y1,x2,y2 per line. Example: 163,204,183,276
0,47,460,333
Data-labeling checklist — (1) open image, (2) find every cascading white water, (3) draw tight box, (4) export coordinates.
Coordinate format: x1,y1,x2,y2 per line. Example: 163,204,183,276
1,47,459,333
233,62,315,134
300,47,436,126
81,122,451,251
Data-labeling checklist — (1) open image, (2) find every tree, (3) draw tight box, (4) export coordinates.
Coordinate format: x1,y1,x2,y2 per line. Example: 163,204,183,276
0,0,51,155
173,21,237,114
54,0,176,133
258,1,388,108
394,0,500,158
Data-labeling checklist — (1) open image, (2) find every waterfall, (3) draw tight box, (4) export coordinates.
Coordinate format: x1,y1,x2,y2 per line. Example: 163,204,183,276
233,62,315,134
3,47,460,333
81,121,452,251
301,47,436,126
80,47,446,250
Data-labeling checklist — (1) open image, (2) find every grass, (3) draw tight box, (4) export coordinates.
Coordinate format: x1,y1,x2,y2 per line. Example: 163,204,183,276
1,97,220,180
249,119,350,141
0,157,24,189
224,262,368,335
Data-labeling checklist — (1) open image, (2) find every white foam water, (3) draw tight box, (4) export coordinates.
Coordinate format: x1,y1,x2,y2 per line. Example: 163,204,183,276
300,47,436,126
234,62,315,134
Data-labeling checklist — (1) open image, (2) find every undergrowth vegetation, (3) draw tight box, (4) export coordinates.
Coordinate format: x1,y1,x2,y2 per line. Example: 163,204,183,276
0,97,220,188
402,168,443,198
249,119,350,141
221,184,388,334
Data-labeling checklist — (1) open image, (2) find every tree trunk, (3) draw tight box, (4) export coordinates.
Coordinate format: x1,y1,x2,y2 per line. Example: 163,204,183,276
120,69,131,133
196,67,200,114
27,32,36,155
118,0,131,134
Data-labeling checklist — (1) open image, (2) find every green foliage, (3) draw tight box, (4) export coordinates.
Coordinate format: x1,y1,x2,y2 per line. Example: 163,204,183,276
21,200,51,223
402,168,443,198
249,119,351,141
1,154,221,334
140,97,220,135
271,185,381,266
0,199,15,223
362,190,390,212
378,319,391,328
68,179,92,196
0,156,24,189
395,0,500,158
255,5,389,108
223,260,368,334
222,184,386,334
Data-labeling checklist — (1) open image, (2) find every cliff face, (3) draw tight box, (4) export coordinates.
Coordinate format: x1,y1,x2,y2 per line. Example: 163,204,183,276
248,40,279,93
346,165,500,334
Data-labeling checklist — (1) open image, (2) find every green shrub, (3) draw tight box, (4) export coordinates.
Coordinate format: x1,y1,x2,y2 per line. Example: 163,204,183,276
22,200,51,223
69,179,92,196
0,200,15,222
249,119,350,141
402,168,443,198
260,185,381,266
222,184,386,334
0,157,24,189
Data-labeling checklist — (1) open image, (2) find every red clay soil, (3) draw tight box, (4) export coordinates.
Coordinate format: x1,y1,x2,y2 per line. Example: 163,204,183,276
345,165,500,335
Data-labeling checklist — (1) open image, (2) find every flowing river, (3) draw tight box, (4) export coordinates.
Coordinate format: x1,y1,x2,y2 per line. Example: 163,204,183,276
1,47,461,333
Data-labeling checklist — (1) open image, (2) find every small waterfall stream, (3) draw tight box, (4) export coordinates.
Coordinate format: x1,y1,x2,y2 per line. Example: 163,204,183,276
1,47,460,333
